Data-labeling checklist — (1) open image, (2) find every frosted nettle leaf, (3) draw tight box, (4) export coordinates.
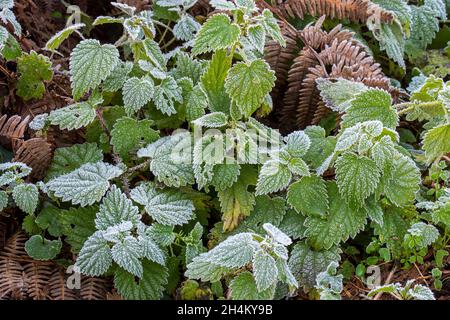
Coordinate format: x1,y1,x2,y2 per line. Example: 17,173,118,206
138,133,194,188
423,124,450,164
122,76,154,115
247,24,266,54
253,249,278,291
374,206,409,259
146,224,176,246
202,233,259,267
288,241,341,288
263,223,292,246
407,222,439,248
192,112,228,128
114,260,168,300
76,231,113,276
45,23,85,51
255,160,291,195
316,78,367,112
0,26,7,51
95,185,141,230
111,1,136,15
130,183,194,225
381,153,420,207
407,283,435,300
225,59,276,117
138,234,165,265
110,117,159,161
260,9,285,46
365,196,384,226
0,190,8,211
192,14,240,55
287,157,309,176
405,5,439,56
142,39,166,71
371,136,396,174
93,16,124,26
46,162,123,206
0,0,14,9
173,14,200,41
375,22,406,69
186,84,208,121
185,259,232,282
210,0,236,10
424,0,447,20
0,162,31,187
335,124,361,152
362,120,384,138
287,175,328,217
103,61,133,92
24,235,61,260
112,236,143,278
211,163,241,191
103,221,133,243
0,8,20,35
236,0,257,10
304,182,367,250
48,101,96,130
153,76,183,115
230,272,274,300
304,126,336,170
70,39,120,99
46,143,103,180
12,183,38,214
342,89,398,129
29,113,48,130
335,153,381,207
171,51,204,85
284,130,311,158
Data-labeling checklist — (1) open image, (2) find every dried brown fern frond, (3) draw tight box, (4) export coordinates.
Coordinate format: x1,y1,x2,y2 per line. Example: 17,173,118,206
13,138,53,180
46,268,79,300
0,114,30,142
23,261,53,300
80,277,110,300
259,0,395,24
269,18,394,132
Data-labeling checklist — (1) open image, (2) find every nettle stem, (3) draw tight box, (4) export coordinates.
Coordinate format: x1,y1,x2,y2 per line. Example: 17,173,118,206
395,101,443,116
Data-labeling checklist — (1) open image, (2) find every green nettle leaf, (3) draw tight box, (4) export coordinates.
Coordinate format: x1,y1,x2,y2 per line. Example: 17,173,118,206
186,84,208,121
114,260,168,300
381,153,420,207
70,39,120,99
316,78,368,112
200,49,232,114
16,51,53,100
76,231,112,276
139,234,165,265
407,222,440,248
153,76,183,115
342,89,398,129
122,76,154,114
48,101,97,130
335,153,381,208
256,160,291,195
422,124,450,164
59,206,97,253
12,183,39,214
247,24,266,54
376,22,406,69
260,9,285,46
192,14,240,55
284,131,311,158
278,209,307,240
112,237,143,278
46,162,123,206
95,185,141,230
211,163,241,192
236,195,287,234
24,235,62,261
303,126,336,170
304,182,367,250
287,175,328,217
46,143,103,180
110,117,159,160
374,206,409,259
288,241,341,288
253,249,278,291
192,112,228,128
138,133,195,188
142,39,166,71
130,183,194,226
225,59,275,117
171,52,204,85
45,23,85,52
230,271,274,300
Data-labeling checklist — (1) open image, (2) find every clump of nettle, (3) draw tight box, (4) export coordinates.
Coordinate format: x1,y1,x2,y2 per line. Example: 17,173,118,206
1,0,448,300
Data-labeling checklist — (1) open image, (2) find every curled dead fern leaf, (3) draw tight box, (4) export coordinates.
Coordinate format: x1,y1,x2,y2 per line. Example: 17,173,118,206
13,138,53,180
